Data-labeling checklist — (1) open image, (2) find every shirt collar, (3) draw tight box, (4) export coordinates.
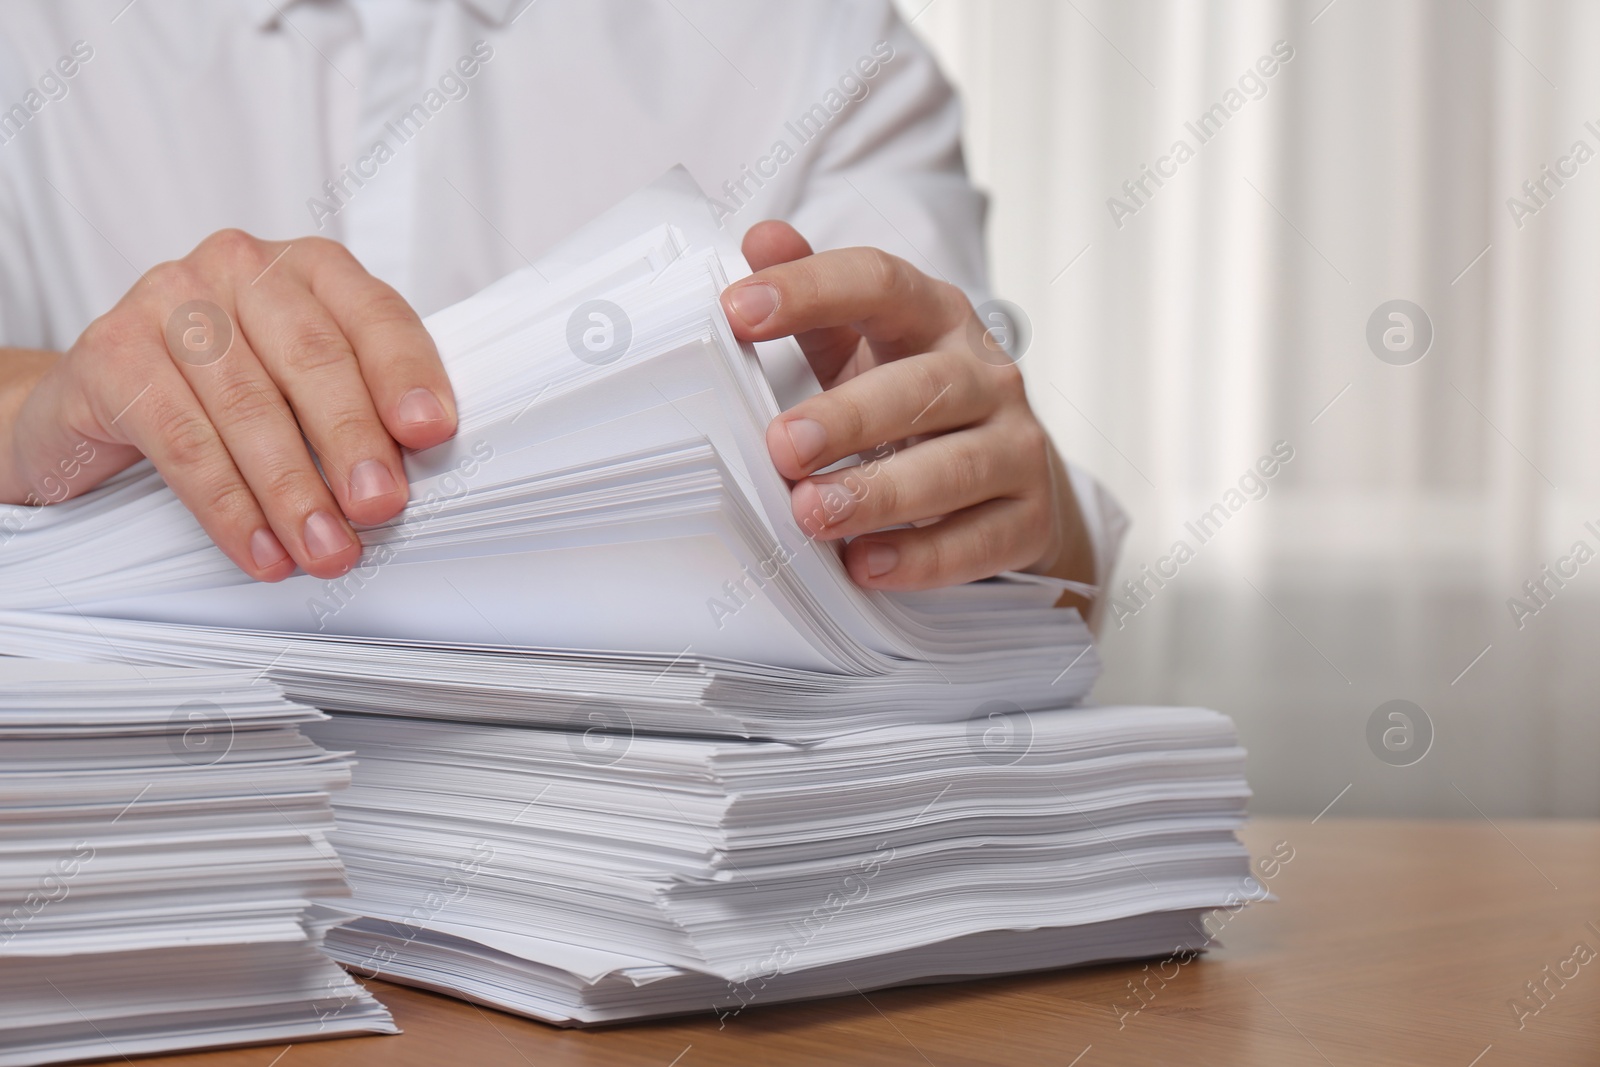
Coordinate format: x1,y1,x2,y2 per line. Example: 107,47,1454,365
238,0,526,31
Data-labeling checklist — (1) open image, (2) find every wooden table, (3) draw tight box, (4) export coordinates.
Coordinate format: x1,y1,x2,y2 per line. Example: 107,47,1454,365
139,819,1600,1067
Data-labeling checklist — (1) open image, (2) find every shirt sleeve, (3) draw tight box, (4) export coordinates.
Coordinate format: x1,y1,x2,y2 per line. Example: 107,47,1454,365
778,0,990,303
0,38,48,350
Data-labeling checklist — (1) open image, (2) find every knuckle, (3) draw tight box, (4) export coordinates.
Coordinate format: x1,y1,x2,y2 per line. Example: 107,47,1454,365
145,258,205,299
77,310,151,362
198,228,263,270
919,530,948,582
277,319,353,375
861,466,897,520
938,280,973,315
970,519,1003,574
300,235,356,264
906,358,952,418
988,360,1028,402
320,404,383,449
993,417,1051,498
862,248,908,297
945,441,984,500
1013,416,1050,461
210,377,281,426
829,391,870,449
146,397,218,471
781,260,824,316
198,477,258,527
360,287,422,331
260,462,316,510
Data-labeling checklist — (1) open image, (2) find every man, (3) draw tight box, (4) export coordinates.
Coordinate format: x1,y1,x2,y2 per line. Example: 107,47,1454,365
0,0,1121,625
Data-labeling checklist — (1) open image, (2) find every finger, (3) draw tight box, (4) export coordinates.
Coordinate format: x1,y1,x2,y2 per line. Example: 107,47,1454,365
293,238,458,451
721,244,969,363
158,293,363,580
237,277,409,526
843,496,1053,591
737,221,863,382
49,322,299,582
741,219,813,272
765,348,1000,479
791,422,1039,541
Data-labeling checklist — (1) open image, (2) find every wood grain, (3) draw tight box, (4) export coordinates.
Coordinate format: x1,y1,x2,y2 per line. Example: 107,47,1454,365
127,818,1600,1066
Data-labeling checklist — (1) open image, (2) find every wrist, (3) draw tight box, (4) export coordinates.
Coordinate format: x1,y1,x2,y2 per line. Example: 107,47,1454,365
0,348,62,504
1027,445,1098,615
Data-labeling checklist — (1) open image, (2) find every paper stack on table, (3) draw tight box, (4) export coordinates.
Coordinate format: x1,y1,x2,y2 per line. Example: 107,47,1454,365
0,168,1255,1027
307,705,1249,1025
0,661,394,1066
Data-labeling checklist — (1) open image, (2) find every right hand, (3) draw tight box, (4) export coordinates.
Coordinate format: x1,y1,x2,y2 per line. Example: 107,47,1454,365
0,230,457,580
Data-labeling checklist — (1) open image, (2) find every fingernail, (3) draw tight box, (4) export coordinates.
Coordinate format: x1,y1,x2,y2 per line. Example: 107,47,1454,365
303,510,353,560
349,459,398,504
864,542,899,578
727,283,779,328
398,387,448,427
249,528,288,570
785,417,827,468
816,482,858,526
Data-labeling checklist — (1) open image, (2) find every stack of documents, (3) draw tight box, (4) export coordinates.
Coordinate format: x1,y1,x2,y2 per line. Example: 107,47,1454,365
0,661,395,1065
0,167,1096,685
0,169,1255,1027
307,705,1249,1025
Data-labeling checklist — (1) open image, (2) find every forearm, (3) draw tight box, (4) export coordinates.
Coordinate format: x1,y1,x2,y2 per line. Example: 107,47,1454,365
0,348,60,504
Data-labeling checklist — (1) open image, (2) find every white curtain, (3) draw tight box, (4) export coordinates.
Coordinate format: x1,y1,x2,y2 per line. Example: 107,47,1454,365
899,0,1600,816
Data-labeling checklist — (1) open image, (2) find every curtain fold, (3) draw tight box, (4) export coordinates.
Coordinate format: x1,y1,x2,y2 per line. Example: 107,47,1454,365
900,0,1599,816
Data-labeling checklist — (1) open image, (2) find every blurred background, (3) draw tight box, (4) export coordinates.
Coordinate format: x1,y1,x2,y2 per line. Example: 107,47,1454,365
897,0,1600,818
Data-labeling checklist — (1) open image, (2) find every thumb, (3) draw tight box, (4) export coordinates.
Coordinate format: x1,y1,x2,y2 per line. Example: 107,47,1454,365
726,220,863,387
6,362,141,506
740,219,814,271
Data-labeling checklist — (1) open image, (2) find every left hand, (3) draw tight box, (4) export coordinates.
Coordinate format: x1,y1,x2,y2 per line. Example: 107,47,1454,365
719,221,1094,598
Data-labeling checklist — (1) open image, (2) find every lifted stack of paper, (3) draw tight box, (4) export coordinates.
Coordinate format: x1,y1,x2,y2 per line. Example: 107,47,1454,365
0,661,394,1066
306,704,1249,1025
0,167,1097,698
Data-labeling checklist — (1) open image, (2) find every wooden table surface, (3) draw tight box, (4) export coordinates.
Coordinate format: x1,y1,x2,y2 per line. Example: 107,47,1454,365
136,818,1600,1067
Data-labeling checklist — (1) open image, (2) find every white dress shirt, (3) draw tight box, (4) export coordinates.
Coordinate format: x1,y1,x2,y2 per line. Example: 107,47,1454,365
0,0,1125,620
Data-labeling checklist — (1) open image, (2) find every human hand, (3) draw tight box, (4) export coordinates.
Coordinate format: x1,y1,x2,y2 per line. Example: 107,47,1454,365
0,230,457,580
720,221,1093,596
